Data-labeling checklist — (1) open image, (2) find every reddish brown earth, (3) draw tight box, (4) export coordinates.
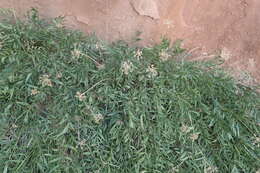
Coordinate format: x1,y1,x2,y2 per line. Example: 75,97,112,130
0,0,259,82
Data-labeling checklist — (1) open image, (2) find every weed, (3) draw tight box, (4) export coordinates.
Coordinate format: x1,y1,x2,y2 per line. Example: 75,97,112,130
0,10,259,173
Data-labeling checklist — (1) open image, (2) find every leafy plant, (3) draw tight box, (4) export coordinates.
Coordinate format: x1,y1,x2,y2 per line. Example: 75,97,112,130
0,10,259,173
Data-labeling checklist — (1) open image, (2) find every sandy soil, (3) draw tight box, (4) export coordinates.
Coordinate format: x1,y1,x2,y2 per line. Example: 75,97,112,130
0,0,259,82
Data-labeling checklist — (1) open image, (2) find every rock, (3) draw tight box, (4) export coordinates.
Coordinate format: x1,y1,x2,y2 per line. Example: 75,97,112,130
130,0,160,19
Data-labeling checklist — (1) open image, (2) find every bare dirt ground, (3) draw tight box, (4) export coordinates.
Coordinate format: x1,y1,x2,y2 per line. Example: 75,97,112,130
0,0,259,82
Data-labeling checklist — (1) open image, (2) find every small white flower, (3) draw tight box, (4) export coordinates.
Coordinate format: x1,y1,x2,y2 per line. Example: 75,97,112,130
169,167,179,173
146,64,158,78
39,74,53,87
95,43,100,50
95,42,105,50
220,48,232,61
121,60,134,75
78,139,86,149
180,124,193,134
55,22,63,28
11,124,18,129
71,49,81,59
96,63,105,70
159,49,171,61
252,135,260,147
190,133,200,141
135,49,143,60
75,91,86,101
31,89,40,95
204,166,218,173
56,72,62,79
94,113,104,124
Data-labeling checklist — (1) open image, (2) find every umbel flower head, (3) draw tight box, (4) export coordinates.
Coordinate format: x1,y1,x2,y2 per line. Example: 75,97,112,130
75,91,86,101
252,135,260,147
180,124,193,134
146,64,158,78
71,49,81,59
56,72,62,79
39,74,53,87
190,133,200,141
71,44,82,59
94,113,104,124
31,89,40,95
134,49,143,60
159,49,171,61
204,166,218,173
121,60,134,75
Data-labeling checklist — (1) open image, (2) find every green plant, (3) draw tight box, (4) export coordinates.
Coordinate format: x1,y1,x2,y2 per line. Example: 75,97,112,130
0,10,259,173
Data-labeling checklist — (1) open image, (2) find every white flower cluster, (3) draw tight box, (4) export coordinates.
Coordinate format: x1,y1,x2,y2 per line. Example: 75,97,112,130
39,74,53,87
146,64,158,78
121,60,134,75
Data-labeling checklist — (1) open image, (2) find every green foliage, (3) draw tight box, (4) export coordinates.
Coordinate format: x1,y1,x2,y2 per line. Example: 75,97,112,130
0,10,259,173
